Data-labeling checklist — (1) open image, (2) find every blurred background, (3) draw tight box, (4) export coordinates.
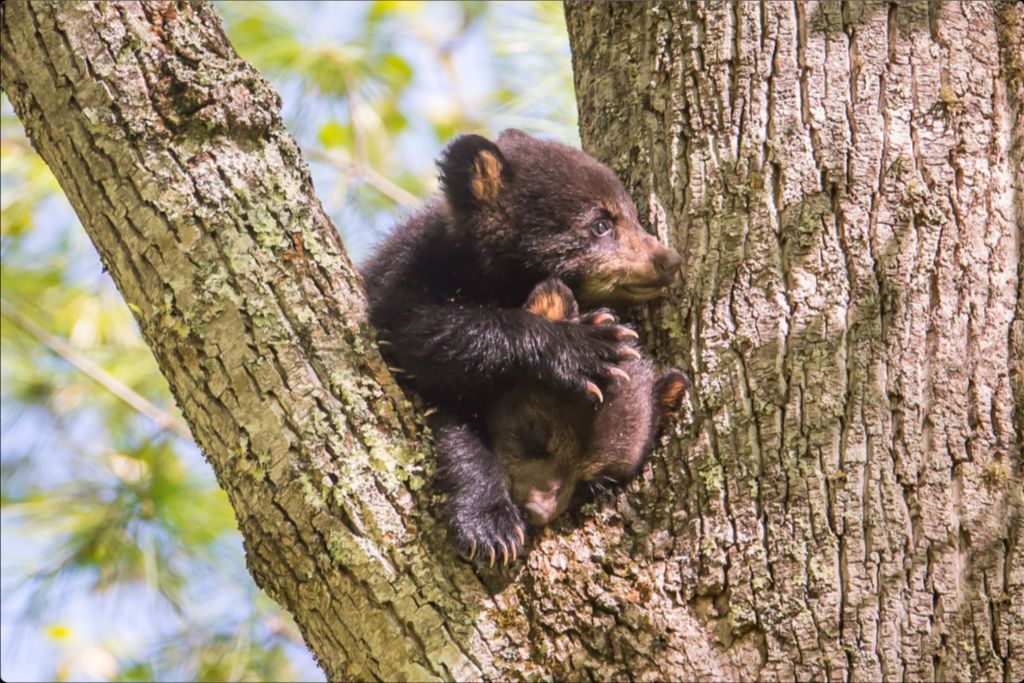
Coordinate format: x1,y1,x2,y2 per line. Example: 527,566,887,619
0,2,576,680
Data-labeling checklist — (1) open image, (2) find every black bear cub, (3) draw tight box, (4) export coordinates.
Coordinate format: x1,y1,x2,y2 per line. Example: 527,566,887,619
492,279,689,551
362,129,684,565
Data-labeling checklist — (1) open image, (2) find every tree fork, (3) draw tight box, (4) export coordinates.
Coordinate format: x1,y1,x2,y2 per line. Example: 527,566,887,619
3,0,1021,680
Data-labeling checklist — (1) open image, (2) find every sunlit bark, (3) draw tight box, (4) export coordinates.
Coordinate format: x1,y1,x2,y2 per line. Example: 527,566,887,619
566,1,1022,679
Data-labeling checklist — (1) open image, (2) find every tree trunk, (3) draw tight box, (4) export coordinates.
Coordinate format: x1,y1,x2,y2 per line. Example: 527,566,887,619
0,2,499,680
566,1,1022,681
3,0,1020,680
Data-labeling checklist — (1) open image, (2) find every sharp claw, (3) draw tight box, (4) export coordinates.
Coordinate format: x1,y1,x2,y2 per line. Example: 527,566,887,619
592,312,616,325
514,526,525,546
468,541,477,561
510,542,518,562
609,367,631,383
488,547,496,568
500,543,509,566
584,381,604,403
619,347,641,361
617,327,639,341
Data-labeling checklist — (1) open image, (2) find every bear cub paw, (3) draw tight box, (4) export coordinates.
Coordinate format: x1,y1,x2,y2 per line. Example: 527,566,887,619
449,501,527,568
526,278,641,403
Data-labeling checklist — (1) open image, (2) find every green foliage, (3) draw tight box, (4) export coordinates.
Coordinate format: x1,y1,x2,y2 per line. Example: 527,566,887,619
217,0,577,261
1,2,576,681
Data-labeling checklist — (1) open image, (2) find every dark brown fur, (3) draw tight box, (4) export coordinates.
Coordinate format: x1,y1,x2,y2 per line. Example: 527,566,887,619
491,279,689,527
361,130,685,564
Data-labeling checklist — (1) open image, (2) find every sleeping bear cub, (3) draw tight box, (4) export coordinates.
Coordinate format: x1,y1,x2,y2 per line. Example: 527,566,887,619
362,129,686,566
494,278,689,549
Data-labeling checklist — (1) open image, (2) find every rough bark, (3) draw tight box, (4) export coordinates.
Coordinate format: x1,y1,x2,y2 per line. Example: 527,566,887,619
0,2,498,680
3,0,1021,680
566,1,1022,681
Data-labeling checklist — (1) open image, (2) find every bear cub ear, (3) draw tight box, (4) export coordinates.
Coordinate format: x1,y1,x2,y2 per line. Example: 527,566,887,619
523,278,579,322
438,134,512,212
654,369,691,415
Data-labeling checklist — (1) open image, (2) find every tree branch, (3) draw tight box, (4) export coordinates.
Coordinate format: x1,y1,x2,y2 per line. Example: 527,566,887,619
0,296,192,439
0,2,500,679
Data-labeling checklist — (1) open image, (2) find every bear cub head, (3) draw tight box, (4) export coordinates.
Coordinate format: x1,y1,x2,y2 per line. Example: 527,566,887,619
488,278,690,528
438,129,683,307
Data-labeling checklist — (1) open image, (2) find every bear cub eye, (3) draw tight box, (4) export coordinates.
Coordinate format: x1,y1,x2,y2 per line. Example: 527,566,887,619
589,218,612,237
523,449,551,461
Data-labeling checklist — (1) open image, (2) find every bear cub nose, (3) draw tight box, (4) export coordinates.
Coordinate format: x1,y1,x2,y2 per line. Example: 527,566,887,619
524,501,553,527
654,248,683,278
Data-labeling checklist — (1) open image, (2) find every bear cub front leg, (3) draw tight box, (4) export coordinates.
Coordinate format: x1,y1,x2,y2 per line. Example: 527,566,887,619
432,415,526,567
523,279,639,402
